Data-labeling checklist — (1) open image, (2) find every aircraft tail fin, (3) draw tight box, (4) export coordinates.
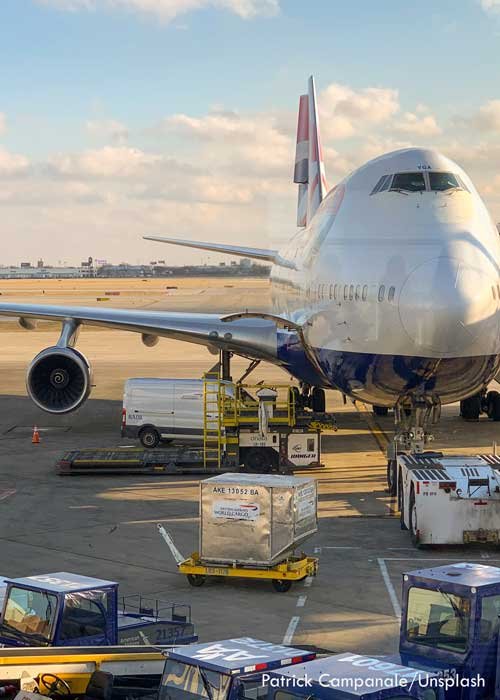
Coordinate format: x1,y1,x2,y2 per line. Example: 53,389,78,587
294,76,328,227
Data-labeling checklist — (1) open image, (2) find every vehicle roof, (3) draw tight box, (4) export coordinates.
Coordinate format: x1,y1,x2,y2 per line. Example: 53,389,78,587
167,638,314,675
6,572,117,593
407,562,500,588
268,653,443,697
126,378,202,385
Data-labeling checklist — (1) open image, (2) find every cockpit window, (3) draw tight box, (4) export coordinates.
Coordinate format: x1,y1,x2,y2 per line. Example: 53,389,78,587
391,172,426,193
429,172,461,192
370,174,392,195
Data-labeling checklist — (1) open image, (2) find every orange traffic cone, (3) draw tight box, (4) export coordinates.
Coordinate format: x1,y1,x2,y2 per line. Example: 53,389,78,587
32,426,40,444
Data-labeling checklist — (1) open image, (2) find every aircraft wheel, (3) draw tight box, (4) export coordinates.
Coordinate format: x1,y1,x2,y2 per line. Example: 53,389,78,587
272,579,292,593
460,395,481,421
311,387,326,413
487,391,500,421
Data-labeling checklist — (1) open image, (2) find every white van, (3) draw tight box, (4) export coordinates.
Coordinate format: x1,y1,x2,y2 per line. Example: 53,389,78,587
122,378,208,448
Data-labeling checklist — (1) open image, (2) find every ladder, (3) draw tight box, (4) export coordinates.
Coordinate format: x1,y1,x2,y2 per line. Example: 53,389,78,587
203,370,223,468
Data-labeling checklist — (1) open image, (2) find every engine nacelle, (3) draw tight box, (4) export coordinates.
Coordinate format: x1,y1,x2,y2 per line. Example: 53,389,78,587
26,347,92,414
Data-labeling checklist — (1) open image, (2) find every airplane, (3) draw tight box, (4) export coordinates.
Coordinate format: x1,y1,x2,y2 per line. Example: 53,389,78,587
1,76,500,493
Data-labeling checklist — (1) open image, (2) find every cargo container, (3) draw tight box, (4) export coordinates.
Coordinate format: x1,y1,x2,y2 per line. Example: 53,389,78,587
199,473,317,566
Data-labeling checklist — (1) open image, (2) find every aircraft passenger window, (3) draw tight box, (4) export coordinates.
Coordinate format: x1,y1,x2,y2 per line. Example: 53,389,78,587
497,284,500,298
493,286,497,300
378,285,385,302
334,284,338,300
391,172,426,192
349,285,354,301
329,284,333,300
429,172,461,192
388,286,395,302
362,285,368,301
344,285,348,301
355,285,361,300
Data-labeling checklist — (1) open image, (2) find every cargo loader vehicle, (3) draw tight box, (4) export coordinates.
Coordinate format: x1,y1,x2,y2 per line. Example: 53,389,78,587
0,572,197,648
394,453,500,547
159,473,319,592
267,561,500,699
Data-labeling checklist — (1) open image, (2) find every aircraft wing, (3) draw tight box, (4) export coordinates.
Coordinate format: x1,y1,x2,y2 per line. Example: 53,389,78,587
0,303,278,359
144,236,297,270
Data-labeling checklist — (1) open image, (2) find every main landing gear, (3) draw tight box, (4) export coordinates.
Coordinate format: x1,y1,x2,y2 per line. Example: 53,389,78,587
460,390,500,422
386,393,441,496
298,384,326,413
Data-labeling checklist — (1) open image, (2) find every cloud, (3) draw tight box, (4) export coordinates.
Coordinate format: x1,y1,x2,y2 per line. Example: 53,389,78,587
472,99,500,132
479,0,500,11
0,147,30,176
319,83,400,139
394,111,442,136
36,0,279,22
86,119,129,144
47,146,162,178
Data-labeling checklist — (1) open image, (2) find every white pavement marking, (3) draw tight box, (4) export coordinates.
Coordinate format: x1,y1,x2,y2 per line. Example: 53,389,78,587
313,546,322,554
282,616,300,645
377,558,401,621
297,596,307,608
304,576,313,587
0,489,16,502
322,546,361,550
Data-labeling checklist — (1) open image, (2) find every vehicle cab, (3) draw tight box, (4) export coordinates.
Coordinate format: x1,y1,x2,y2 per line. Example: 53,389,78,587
264,653,445,699
160,638,316,700
0,572,119,647
0,571,197,648
399,562,500,699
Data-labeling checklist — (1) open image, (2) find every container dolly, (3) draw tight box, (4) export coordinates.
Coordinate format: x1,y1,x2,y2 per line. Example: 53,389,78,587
157,524,318,592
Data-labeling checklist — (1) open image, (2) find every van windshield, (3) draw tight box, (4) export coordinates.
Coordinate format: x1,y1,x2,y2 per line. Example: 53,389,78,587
406,587,470,653
160,660,231,700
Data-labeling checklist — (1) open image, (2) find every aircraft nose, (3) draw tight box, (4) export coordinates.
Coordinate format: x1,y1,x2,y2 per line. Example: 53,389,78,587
398,256,498,354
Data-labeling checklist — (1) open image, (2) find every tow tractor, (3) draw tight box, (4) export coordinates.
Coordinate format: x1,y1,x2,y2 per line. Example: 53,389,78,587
0,638,315,700
266,561,500,699
395,453,500,547
0,572,197,648
57,355,335,476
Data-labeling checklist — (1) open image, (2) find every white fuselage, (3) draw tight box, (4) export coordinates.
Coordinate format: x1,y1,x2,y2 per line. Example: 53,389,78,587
270,148,500,406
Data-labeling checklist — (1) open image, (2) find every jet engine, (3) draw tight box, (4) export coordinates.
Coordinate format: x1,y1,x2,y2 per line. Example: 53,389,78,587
26,347,92,414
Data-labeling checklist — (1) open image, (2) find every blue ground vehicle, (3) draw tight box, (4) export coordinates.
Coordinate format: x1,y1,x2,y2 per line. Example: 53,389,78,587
159,638,316,700
0,572,197,647
266,562,500,699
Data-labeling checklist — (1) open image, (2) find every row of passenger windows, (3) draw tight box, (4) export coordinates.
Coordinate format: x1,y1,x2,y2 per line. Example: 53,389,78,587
492,285,500,300
308,283,396,303
371,171,469,195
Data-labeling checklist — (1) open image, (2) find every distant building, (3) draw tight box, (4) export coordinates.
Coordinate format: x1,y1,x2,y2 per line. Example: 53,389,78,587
20,262,31,268
37,259,44,268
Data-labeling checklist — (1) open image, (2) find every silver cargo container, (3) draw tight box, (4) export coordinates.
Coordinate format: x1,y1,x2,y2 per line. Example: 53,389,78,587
199,473,317,566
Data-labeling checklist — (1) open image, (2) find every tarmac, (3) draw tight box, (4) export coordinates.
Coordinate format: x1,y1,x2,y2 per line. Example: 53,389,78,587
0,277,499,655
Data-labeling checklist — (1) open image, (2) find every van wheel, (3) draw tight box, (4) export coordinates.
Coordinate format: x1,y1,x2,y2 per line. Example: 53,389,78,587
139,427,160,449
244,448,273,474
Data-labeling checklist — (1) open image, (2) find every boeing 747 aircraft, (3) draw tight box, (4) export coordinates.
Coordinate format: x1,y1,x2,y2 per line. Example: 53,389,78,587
1,77,499,487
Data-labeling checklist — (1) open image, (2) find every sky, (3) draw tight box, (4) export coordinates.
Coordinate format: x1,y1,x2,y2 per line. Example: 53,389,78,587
1,0,500,266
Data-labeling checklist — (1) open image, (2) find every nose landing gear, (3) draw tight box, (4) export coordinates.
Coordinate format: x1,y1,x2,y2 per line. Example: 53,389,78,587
386,394,441,496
